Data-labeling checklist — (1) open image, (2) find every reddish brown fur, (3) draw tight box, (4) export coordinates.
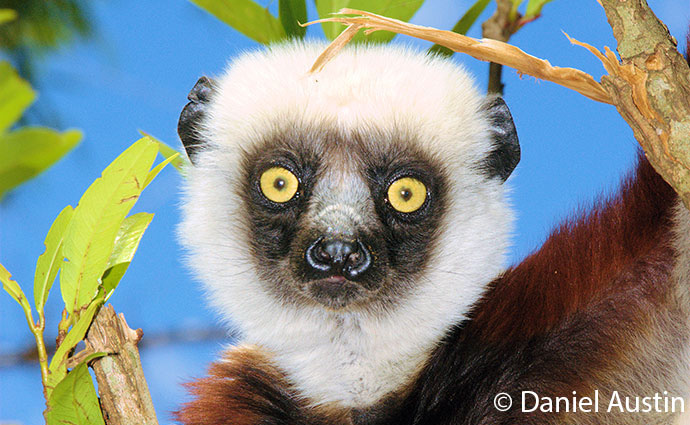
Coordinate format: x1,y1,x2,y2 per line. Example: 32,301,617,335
175,346,306,425
472,154,677,343
175,346,353,425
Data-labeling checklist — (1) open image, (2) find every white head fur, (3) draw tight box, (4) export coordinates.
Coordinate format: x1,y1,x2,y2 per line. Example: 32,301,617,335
179,41,515,408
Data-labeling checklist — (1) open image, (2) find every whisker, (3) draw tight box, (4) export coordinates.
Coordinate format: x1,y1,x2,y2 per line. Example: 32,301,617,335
220,268,255,279
426,266,465,277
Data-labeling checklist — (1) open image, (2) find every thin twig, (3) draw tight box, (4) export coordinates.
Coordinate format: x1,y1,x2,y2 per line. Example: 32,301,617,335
309,23,362,73
304,9,612,104
0,324,230,367
482,0,519,95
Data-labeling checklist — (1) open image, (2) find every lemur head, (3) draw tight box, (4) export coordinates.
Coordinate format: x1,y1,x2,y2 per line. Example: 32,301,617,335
179,42,518,340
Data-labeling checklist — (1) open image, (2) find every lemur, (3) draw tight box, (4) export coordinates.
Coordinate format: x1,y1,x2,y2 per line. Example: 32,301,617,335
174,41,690,425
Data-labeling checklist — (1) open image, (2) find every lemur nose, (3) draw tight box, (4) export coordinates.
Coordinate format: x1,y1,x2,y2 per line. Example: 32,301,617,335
306,237,371,280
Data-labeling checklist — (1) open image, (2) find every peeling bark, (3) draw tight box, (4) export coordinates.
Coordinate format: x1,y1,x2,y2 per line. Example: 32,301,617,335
599,0,690,209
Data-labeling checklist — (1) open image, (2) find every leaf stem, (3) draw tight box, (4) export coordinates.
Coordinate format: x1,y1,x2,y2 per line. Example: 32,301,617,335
34,314,50,394
56,308,72,348
21,303,49,392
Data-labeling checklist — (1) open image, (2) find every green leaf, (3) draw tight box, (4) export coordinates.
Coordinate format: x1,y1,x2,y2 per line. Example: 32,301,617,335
105,213,154,271
315,0,346,40
101,212,154,297
46,352,107,425
0,127,82,199
100,263,129,301
139,130,187,173
189,0,285,44
1,263,30,311
429,0,492,57
315,0,424,42
510,0,523,20
0,9,17,26
48,299,103,388
143,152,180,189
0,62,82,198
525,0,554,19
156,142,185,173
60,138,157,314
34,206,74,312
0,1,93,52
0,61,35,134
279,0,307,38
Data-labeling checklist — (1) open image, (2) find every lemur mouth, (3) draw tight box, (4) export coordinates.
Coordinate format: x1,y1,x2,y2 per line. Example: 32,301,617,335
322,276,347,285
293,234,387,309
305,276,368,310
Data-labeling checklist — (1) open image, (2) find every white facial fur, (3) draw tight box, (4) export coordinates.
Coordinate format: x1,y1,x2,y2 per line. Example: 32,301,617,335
179,41,514,408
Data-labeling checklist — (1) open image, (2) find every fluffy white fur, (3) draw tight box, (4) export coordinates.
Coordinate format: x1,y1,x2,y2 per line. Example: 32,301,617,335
179,41,513,408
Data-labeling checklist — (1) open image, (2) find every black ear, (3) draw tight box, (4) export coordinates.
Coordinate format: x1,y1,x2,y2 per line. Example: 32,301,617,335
481,96,520,182
178,76,216,164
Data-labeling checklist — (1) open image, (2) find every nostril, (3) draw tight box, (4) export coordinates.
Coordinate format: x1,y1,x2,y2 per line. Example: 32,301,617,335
305,237,373,279
306,237,332,271
343,241,371,279
314,244,331,262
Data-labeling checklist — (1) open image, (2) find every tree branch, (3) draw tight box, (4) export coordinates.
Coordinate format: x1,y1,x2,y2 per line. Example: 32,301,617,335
307,10,611,103
85,305,159,425
482,0,519,94
598,0,690,209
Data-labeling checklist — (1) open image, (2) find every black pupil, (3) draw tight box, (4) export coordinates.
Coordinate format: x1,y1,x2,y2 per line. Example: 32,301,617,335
274,178,286,190
400,188,412,201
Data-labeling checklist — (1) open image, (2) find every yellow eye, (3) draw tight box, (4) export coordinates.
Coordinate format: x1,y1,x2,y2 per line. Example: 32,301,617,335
387,177,427,213
260,167,299,203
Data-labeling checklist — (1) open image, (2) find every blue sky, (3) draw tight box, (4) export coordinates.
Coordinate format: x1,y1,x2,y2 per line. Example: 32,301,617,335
0,0,688,423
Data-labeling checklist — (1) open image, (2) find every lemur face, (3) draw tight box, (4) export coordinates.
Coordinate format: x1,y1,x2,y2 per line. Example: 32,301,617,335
236,124,451,310
178,42,518,333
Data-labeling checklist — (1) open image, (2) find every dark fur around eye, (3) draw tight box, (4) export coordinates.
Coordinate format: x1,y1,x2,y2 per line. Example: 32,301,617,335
237,130,323,261
359,136,449,277
236,127,449,290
